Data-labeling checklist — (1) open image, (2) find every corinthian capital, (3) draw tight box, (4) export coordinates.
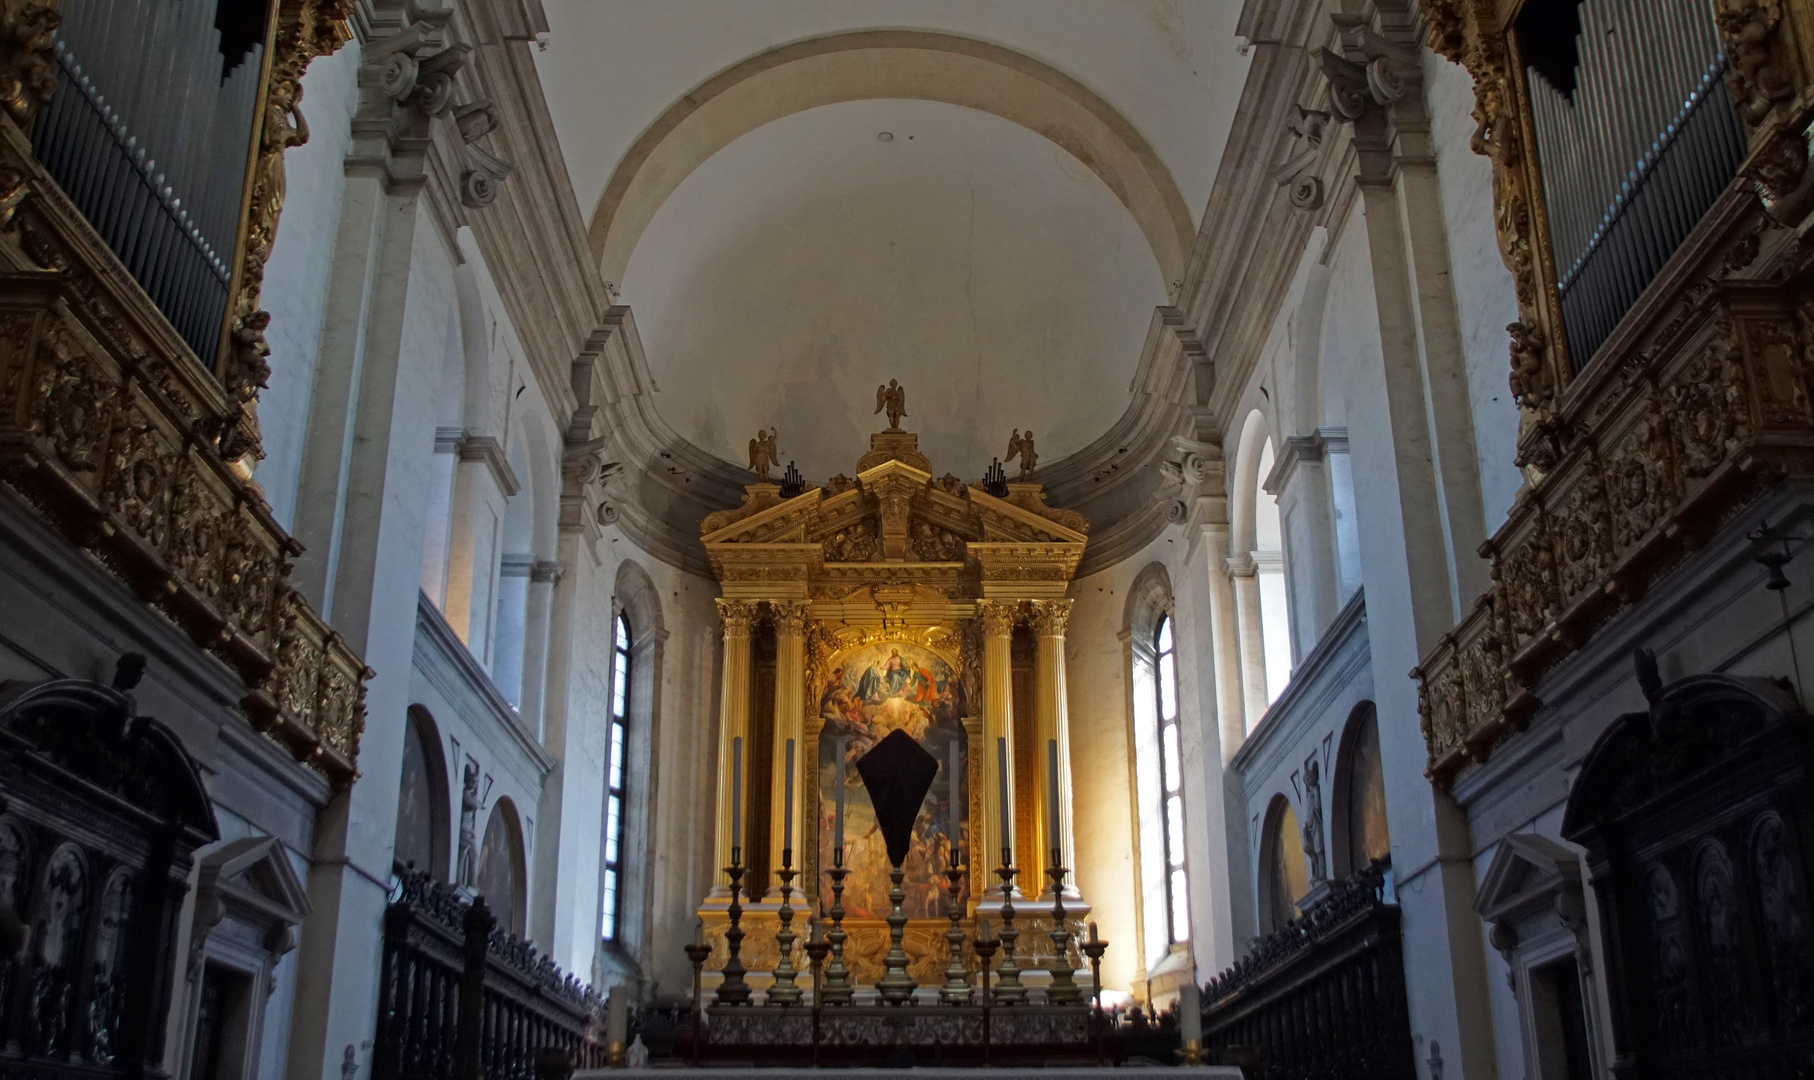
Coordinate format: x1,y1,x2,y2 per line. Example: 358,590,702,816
1030,599,1073,638
976,599,1019,638
771,600,809,638
715,598,756,637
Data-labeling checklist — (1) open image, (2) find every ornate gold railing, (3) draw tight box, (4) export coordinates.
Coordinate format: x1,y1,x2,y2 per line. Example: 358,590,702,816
1414,1,1814,785
0,1,366,784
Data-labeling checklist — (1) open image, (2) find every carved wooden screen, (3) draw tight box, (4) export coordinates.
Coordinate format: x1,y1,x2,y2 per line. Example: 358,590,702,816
1562,672,1814,1078
0,670,219,1080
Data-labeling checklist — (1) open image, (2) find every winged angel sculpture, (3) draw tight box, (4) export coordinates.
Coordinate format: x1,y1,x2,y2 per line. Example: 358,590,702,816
875,380,907,430
1006,429,1037,479
748,427,779,482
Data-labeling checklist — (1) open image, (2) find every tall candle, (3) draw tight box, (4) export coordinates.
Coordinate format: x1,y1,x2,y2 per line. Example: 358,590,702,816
731,736,743,855
995,735,1011,862
1047,738,1062,865
834,735,847,864
948,739,961,863
607,986,629,1047
784,737,796,855
1179,980,1203,1044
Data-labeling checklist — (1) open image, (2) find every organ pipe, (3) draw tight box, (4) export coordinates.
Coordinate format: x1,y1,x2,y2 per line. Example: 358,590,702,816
1520,0,1744,370
29,0,271,367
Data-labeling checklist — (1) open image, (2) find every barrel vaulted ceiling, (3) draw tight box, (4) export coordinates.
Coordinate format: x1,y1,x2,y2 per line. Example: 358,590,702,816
534,0,1249,487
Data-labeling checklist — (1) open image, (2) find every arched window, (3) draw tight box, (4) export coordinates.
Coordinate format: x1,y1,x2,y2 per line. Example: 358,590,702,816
1153,615,1189,944
600,613,631,942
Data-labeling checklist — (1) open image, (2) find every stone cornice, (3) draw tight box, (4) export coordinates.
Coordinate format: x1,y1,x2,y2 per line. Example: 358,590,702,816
456,433,521,496
1263,426,1349,494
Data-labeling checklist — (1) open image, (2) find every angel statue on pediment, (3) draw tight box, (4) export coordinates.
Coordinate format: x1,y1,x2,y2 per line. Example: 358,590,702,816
1007,429,1037,479
748,427,780,483
876,380,907,430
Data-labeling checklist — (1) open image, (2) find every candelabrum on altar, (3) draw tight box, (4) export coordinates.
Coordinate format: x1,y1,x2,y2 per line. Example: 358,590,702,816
992,847,1026,1005
941,861,970,1005
875,860,917,1005
1045,849,1081,1005
818,850,854,1005
768,848,802,1006
713,848,751,1006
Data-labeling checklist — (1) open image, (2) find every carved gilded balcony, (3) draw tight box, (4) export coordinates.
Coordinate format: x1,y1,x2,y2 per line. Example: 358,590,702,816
0,1,367,784
1415,189,1814,783
1411,0,1814,784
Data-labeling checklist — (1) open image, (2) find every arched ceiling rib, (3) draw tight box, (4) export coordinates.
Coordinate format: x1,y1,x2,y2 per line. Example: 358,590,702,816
589,31,1197,287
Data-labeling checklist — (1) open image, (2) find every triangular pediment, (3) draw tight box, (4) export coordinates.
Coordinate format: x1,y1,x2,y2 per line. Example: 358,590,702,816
1475,833,1580,924
199,835,312,925
699,427,1088,589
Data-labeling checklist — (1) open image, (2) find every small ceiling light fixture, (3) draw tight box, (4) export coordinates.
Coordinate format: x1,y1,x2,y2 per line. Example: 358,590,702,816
877,131,894,142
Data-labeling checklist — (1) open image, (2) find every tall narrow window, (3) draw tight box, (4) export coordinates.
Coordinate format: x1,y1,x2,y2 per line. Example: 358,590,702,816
1154,616,1189,943
600,614,631,942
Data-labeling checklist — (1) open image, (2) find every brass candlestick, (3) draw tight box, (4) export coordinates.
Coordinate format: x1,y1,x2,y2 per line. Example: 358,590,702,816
1045,852,1081,1005
940,863,970,1004
714,849,751,1006
973,929,1000,1066
876,862,917,1005
804,919,831,1067
1080,923,1109,1015
993,850,1026,1005
683,939,712,1067
769,850,802,1005
819,853,853,1004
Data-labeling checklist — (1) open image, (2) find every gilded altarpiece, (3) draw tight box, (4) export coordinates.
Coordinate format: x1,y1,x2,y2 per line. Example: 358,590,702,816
694,430,1090,990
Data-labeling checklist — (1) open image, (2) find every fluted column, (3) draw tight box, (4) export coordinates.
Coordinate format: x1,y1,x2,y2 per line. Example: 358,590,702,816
711,599,755,894
978,599,1018,893
768,601,808,893
1030,600,1078,896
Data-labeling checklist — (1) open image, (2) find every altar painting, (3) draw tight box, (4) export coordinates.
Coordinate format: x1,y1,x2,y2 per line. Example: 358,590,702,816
816,641,968,918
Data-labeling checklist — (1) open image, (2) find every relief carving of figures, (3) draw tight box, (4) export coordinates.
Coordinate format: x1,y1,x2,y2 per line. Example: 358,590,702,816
456,761,480,891
1753,812,1813,1025
1717,0,1795,126
0,0,59,126
824,520,879,563
28,846,87,1058
1671,323,1750,480
1420,0,1568,428
910,521,962,562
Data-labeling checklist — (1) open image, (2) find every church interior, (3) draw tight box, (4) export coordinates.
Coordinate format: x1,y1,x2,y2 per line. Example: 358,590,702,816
0,0,1811,1077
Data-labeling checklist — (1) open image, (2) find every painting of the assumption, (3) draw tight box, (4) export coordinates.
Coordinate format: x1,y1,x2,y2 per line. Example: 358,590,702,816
817,642,968,919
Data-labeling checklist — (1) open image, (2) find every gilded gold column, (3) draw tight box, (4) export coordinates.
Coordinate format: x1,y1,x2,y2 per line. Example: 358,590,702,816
1030,599,1078,895
978,599,1018,893
711,599,755,895
768,600,808,894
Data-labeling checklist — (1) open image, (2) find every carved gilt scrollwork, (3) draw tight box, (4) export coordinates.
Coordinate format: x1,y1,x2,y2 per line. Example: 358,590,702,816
0,128,368,782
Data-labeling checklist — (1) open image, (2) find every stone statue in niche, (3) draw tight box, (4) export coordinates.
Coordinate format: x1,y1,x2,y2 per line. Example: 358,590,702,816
1006,429,1037,478
1301,755,1328,882
457,760,480,891
875,380,907,430
748,428,779,483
